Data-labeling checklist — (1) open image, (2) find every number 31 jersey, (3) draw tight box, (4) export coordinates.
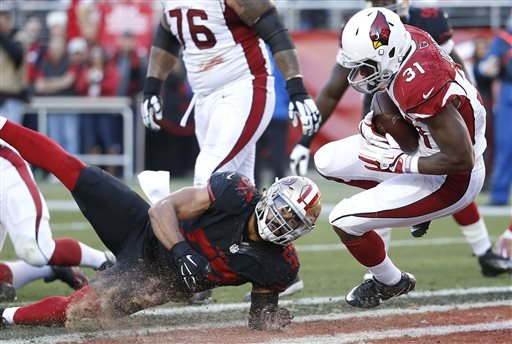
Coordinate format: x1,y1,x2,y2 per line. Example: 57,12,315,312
161,0,271,95
387,25,487,160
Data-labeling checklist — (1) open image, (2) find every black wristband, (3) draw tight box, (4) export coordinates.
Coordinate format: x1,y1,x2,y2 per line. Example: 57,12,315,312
170,241,194,258
248,292,279,329
298,135,313,148
286,77,308,97
143,77,163,95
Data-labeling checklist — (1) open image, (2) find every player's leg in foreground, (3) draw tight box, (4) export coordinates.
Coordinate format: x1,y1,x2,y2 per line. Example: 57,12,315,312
315,138,416,308
372,202,512,279
0,117,187,325
452,203,512,276
0,140,115,300
315,136,484,308
0,261,88,302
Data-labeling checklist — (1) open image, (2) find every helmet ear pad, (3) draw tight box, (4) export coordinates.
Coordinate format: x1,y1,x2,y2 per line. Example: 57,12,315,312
255,176,322,245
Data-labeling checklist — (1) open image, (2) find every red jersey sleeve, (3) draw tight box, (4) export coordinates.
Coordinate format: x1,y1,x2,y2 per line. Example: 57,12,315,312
391,26,458,118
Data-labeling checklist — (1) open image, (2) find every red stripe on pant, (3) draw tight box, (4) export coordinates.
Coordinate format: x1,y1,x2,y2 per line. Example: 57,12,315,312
0,146,43,242
214,77,268,171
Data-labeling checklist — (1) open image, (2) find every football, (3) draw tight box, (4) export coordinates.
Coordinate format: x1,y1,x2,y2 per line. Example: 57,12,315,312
371,91,419,153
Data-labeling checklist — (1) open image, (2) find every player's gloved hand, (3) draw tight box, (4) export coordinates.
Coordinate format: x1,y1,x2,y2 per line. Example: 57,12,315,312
358,136,418,174
141,77,163,131
170,241,212,292
289,143,310,176
250,305,293,331
286,77,322,137
359,110,390,149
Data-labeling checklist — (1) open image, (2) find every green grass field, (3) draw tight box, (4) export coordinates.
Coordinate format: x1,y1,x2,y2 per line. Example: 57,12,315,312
1,174,510,305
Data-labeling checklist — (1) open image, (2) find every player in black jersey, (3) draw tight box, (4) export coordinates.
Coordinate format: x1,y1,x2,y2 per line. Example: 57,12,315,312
0,117,322,330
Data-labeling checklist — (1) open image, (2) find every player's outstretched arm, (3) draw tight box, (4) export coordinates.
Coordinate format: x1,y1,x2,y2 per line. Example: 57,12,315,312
248,286,292,331
227,0,321,138
149,186,211,250
149,186,213,291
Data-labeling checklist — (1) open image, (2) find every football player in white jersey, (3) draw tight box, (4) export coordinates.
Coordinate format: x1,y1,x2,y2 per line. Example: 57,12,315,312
290,0,512,279
312,8,506,308
141,0,321,187
0,142,115,302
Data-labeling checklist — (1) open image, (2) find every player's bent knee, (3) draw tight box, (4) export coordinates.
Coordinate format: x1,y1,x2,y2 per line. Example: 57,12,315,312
314,142,337,176
13,236,50,266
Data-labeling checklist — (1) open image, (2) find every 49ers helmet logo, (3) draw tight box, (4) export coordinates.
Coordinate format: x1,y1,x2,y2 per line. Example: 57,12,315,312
370,11,391,49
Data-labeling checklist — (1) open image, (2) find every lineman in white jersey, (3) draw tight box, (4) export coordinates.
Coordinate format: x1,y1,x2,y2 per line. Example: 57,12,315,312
141,0,321,186
0,141,115,301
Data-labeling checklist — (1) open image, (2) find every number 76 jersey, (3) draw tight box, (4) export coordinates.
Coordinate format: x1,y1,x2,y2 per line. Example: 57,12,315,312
161,1,271,95
387,25,487,160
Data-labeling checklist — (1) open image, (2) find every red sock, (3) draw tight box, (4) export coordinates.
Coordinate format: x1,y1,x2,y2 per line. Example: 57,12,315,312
0,263,13,284
13,285,99,325
452,202,480,226
48,238,82,266
0,120,85,191
342,230,386,267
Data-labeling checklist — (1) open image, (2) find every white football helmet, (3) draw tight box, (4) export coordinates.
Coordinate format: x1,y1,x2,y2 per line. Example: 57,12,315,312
339,7,412,94
255,176,322,245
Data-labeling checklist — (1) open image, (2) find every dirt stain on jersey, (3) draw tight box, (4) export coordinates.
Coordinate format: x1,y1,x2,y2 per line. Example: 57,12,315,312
200,56,225,72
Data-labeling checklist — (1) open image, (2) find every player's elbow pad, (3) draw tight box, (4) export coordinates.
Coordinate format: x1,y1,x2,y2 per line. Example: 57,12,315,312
252,8,295,55
153,22,181,56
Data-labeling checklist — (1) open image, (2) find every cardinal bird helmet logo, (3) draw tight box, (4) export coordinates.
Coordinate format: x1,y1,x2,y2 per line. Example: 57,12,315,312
370,10,391,49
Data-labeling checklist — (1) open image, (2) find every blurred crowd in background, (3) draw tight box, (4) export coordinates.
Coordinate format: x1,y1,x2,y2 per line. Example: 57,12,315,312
0,0,510,204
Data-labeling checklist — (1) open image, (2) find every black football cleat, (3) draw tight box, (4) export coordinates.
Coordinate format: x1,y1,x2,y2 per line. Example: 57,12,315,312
411,221,431,238
0,283,16,302
478,248,512,277
345,272,416,309
44,266,89,290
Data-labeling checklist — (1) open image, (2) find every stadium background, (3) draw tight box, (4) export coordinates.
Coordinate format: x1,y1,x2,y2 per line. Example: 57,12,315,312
1,1,511,342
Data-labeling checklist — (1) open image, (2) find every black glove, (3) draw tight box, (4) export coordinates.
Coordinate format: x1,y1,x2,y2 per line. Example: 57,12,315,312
141,77,163,131
170,241,212,292
286,77,322,137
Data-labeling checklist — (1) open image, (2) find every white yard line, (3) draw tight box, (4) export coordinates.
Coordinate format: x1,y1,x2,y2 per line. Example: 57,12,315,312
2,297,510,344
271,320,512,344
135,286,512,316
